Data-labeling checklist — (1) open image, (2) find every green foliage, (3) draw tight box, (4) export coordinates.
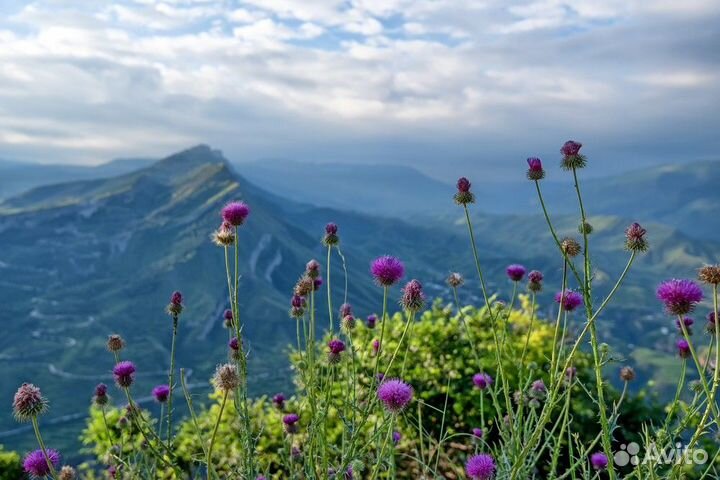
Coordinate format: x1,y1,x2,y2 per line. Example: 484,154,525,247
0,444,23,480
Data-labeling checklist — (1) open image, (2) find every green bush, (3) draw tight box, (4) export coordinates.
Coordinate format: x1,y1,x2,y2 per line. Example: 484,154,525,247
0,445,23,480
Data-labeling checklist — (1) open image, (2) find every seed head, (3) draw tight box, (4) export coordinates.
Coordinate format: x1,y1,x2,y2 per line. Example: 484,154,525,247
59,466,77,480
212,363,239,392
106,334,125,352
13,383,48,422
212,221,236,246
447,272,464,288
294,276,313,297
561,237,582,257
620,366,636,382
699,265,720,285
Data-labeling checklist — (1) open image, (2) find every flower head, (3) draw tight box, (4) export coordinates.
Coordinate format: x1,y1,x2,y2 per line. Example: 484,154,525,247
221,201,250,226
526,157,545,181
699,265,720,285
620,366,636,382
283,413,300,434
377,379,414,413
341,314,356,331
328,338,346,364
272,393,285,409
152,385,170,403
590,452,608,470
392,431,402,444
472,427,484,438
625,223,648,253
372,339,380,355
212,363,239,392
339,303,353,318
555,290,583,312
530,379,547,395
561,237,582,257
466,453,496,480
13,383,48,421
400,279,425,312
506,264,526,282
289,295,306,318
93,383,109,407
23,449,61,478
677,338,691,358
447,272,464,288
223,309,234,327
454,177,475,205
676,317,694,334
708,312,717,334
371,256,405,286
528,270,543,292
366,314,377,328
560,141,586,170
657,279,704,315
167,290,183,316
323,222,339,246
305,259,321,279
472,373,493,390
113,361,136,388
212,221,236,246
313,277,323,291
106,334,125,353
59,466,77,480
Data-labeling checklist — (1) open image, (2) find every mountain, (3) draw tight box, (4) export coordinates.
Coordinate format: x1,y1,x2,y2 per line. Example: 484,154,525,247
0,157,155,199
0,146,717,455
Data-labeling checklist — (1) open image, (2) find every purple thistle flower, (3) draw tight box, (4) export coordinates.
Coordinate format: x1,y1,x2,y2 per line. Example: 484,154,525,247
13,383,48,422
454,177,475,205
457,177,471,192
221,201,250,226
113,361,136,388
339,303,353,318
94,383,108,398
170,291,182,305
325,222,338,235
472,427,484,438
590,452,608,470
377,379,414,413
313,277,323,291
272,393,285,409
392,431,401,444
152,385,170,403
400,279,425,312
229,337,240,351
305,259,321,279
167,290,183,316
677,338,691,358
528,269,544,292
560,140,586,170
625,222,648,252
657,279,704,315
676,317,694,334
472,373,493,390
561,140,583,157
371,256,405,286
466,453,496,480
223,308,233,323
328,338,346,364
24,449,61,477
283,413,300,434
372,339,380,355
323,222,339,246
506,264,527,282
531,379,547,393
555,290,583,312
526,157,545,181
366,314,377,328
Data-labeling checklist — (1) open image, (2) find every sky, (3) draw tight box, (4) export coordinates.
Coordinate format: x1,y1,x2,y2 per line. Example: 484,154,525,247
0,0,718,179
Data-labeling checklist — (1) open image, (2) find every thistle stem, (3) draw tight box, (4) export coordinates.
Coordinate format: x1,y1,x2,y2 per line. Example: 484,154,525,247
207,390,229,479
31,416,58,480
166,315,178,447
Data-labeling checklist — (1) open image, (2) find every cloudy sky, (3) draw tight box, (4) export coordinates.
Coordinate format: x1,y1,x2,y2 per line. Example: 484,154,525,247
0,0,718,179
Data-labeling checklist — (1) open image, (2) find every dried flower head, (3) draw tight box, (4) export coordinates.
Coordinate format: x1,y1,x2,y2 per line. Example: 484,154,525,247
59,465,77,480
466,453,496,480
590,452,608,470
212,221,236,246
221,201,250,226
23,449,61,478
371,255,405,286
620,366,636,382
212,363,239,392
699,265,720,285
400,279,425,312
625,222,648,253
377,379,414,413
294,276,313,297
113,361,136,388
454,177,475,205
13,383,48,421
555,290,583,312
447,272,464,288
106,334,125,353
526,157,545,181
657,279,704,315
323,222,339,246
506,264,527,282
560,140,587,170
561,237,582,257
472,373,493,390
152,385,170,403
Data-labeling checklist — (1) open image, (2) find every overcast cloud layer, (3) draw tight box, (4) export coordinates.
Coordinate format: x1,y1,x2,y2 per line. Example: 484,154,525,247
0,0,718,178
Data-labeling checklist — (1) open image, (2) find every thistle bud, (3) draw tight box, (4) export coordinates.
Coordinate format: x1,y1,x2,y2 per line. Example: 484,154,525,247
13,383,48,422
625,222,648,253
341,314,356,331
306,259,321,279
578,221,593,235
620,366,636,382
323,223,339,246
453,177,475,205
400,280,425,312
212,221,236,247
560,140,586,170
560,237,582,257
526,157,545,181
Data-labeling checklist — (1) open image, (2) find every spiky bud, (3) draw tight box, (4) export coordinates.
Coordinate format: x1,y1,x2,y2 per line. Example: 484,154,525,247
212,221,236,246
13,383,48,422
323,223,339,246
59,466,77,480
698,265,720,285
560,140,586,170
454,177,475,205
561,237,582,257
400,279,425,312
447,272,464,288
625,222,648,253
526,157,545,181
578,221,593,235
107,334,125,352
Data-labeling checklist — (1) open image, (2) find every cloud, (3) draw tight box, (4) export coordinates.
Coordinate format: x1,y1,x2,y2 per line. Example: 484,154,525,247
0,0,717,179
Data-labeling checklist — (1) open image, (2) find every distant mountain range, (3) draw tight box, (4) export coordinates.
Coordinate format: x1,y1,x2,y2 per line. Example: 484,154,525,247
0,146,717,455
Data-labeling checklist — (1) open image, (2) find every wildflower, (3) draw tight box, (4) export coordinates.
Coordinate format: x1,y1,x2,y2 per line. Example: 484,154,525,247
447,272,464,288
560,237,582,257
166,290,183,317
454,177,475,205
590,452,609,470
555,290,583,312
620,366,636,382
152,385,170,403
393,431,402,444
108,465,118,478
221,201,250,226
306,259,320,279
466,453,496,480
212,364,239,392
371,256,405,286
677,339,691,358
708,312,716,334
342,315,356,332
328,339,346,364
526,157,545,181
59,466,77,480
117,416,129,429
528,270,544,292
401,279,425,312
565,367,577,383
289,295,306,318
366,314,377,328
675,317,694,335
578,221,593,235
472,428,484,438
294,276,313,297
272,393,285,409
23,449,61,478
323,222,339,246
506,264,526,282
291,446,301,459
377,379,414,413
698,264,720,285
528,398,541,409
257,476,266,480
313,277,323,291
13,383,48,422
530,379,547,396
376,372,385,383
223,309,234,328
560,140,586,170
472,373,493,390
283,413,300,434
625,223,648,252
106,334,125,353
212,221,236,246
372,339,380,355
339,303,353,318
112,361,136,388
93,383,109,407
657,279,703,315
